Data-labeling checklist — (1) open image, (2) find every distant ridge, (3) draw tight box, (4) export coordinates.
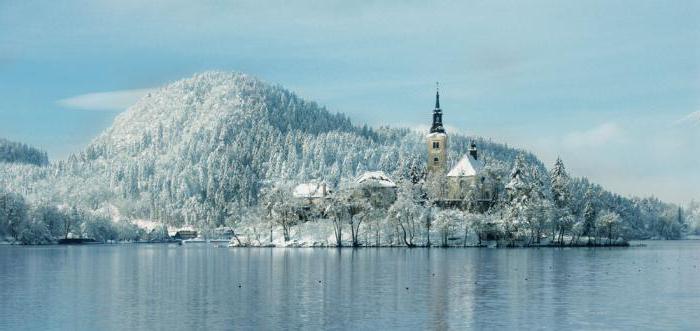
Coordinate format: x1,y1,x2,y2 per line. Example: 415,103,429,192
0,138,48,166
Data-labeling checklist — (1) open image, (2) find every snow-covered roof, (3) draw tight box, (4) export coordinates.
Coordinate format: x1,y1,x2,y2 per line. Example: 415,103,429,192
355,171,397,188
293,183,327,198
168,225,196,237
426,132,447,139
176,225,196,232
447,154,484,177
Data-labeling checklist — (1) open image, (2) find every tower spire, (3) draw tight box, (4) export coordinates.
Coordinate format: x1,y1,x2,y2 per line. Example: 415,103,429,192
430,82,445,133
427,81,448,173
435,81,440,109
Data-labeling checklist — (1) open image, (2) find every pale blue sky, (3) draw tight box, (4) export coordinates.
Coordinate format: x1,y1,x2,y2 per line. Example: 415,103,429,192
0,0,698,204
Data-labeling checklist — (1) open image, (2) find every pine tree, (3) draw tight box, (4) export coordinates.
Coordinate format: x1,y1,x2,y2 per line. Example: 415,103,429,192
503,154,532,244
582,187,598,244
550,157,572,245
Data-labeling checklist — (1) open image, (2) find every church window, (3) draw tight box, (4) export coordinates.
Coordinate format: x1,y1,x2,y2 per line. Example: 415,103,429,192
433,157,439,164
433,141,440,149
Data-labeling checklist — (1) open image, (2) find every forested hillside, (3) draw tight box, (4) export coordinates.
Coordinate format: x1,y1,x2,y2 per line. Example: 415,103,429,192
0,72,687,244
0,138,48,166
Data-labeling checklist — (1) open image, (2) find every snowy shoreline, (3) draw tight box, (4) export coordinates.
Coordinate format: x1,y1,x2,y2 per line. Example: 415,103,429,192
0,239,636,248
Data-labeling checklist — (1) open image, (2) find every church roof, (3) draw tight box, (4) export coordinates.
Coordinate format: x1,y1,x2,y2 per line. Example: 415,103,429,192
447,154,484,177
355,171,397,188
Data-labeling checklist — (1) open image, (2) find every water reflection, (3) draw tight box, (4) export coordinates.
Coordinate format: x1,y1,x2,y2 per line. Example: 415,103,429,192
1,242,699,330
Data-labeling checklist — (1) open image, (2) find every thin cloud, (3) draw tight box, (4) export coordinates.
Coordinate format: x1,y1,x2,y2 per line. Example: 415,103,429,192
57,88,155,111
675,110,700,127
563,122,623,148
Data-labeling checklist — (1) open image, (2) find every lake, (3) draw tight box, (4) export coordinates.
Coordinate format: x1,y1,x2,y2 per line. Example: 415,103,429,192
1,241,699,330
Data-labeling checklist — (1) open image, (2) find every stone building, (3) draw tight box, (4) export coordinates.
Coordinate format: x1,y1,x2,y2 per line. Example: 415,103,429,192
446,143,485,202
354,171,397,207
426,85,488,204
426,88,448,173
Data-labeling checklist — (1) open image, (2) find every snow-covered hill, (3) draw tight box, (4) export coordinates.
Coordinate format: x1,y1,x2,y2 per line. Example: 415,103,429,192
89,72,355,157
69,72,536,221
0,71,683,239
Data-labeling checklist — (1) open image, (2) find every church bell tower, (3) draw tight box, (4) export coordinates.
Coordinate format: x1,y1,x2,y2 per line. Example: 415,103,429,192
427,83,447,173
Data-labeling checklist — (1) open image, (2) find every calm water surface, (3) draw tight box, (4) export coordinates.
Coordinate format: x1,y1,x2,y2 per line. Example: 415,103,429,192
1,241,699,330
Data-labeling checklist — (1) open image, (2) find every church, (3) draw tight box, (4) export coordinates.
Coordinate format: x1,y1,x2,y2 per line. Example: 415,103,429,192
426,86,486,203
292,85,489,208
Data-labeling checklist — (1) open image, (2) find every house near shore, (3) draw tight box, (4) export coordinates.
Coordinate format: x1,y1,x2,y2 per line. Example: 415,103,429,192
171,226,198,240
293,182,330,205
354,171,398,207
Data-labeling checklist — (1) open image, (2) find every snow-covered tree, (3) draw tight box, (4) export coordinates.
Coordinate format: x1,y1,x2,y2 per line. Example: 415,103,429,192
596,210,622,244
687,200,700,235
345,188,371,247
18,217,52,245
388,186,423,247
324,191,349,247
82,215,118,243
580,187,598,244
259,183,297,242
0,191,28,240
502,154,550,245
550,157,573,244
433,209,461,246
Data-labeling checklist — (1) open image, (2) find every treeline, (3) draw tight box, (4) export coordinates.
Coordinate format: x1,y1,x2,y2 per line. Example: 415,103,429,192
0,190,166,244
243,155,685,247
0,138,48,166
683,200,700,235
